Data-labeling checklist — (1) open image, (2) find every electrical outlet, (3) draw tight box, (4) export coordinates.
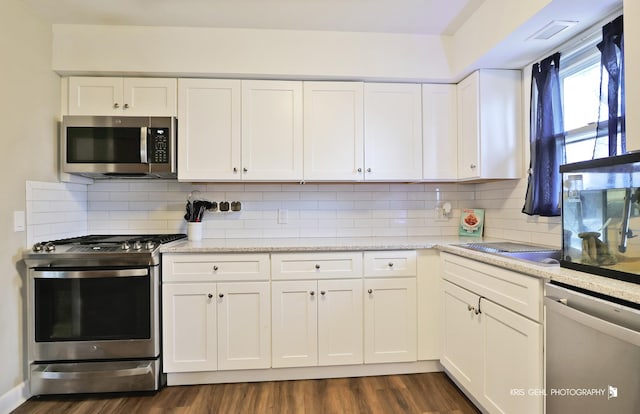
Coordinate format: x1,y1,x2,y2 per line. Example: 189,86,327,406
278,209,288,224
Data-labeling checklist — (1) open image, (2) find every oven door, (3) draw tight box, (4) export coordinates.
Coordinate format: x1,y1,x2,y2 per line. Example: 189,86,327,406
28,266,159,362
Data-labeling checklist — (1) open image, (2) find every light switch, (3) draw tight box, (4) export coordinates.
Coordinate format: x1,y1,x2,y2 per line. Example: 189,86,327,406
14,210,25,232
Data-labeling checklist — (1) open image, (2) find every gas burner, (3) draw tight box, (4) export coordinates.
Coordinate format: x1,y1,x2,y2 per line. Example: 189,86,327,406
30,234,186,254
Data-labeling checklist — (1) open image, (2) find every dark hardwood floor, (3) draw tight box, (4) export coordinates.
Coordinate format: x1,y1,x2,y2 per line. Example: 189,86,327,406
12,373,480,414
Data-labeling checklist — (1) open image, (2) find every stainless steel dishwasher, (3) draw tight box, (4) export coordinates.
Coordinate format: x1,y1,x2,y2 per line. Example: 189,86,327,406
544,282,640,414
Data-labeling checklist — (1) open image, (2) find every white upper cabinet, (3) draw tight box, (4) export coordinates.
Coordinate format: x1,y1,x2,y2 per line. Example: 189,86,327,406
241,80,303,181
68,77,177,116
364,83,423,181
177,78,242,181
303,82,364,181
457,70,522,180
422,84,458,180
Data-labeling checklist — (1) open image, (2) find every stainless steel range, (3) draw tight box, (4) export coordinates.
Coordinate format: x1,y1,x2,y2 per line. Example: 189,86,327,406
23,234,186,395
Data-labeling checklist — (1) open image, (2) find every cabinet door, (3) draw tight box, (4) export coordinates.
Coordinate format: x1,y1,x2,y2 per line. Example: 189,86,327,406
271,280,318,367
122,78,177,116
364,83,423,181
481,299,543,414
457,72,481,179
241,80,303,181
162,283,217,373
68,77,124,115
422,84,458,180
303,82,364,181
363,277,417,363
440,280,482,396
177,78,241,181
318,279,363,366
217,282,271,370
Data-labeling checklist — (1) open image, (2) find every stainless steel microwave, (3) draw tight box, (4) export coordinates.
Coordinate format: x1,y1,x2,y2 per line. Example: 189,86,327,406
61,116,177,178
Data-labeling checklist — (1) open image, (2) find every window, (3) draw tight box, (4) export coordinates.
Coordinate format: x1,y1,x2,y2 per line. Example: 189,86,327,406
559,15,623,163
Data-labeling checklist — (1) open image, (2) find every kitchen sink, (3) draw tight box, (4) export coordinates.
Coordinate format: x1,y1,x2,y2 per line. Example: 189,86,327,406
455,242,562,267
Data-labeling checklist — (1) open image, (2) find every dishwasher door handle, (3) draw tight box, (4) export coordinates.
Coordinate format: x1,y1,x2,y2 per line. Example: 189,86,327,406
545,297,640,347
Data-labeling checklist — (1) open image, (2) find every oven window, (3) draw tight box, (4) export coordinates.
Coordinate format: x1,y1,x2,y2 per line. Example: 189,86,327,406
67,127,142,163
34,275,150,342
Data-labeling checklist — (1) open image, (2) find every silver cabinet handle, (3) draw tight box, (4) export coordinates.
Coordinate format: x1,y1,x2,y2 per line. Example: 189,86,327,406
243,168,248,173
470,164,477,169
310,291,315,296
219,293,224,298
233,167,238,173
388,262,394,268
320,291,326,295
357,168,362,172
367,289,373,294
213,265,219,271
467,304,476,312
315,264,320,270
113,103,120,109
208,293,213,299
123,103,129,109
367,168,372,173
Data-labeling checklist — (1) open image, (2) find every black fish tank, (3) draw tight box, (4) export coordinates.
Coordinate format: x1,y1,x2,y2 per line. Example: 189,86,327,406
560,152,640,285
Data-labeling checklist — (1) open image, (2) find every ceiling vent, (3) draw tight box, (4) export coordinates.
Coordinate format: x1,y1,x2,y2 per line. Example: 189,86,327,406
527,20,578,40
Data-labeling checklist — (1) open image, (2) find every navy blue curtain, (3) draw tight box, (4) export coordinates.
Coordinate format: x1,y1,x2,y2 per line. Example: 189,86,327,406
594,15,625,158
523,53,565,216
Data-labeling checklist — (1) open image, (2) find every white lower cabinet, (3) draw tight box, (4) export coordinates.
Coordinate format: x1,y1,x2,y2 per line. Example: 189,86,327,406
441,253,543,414
163,282,218,372
271,252,364,368
271,279,363,368
162,254,271,373
364,277,417,363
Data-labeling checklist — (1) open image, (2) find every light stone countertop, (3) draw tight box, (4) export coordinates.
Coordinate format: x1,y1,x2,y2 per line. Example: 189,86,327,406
161,236,640,305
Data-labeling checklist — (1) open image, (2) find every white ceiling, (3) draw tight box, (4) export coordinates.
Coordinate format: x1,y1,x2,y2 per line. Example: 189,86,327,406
23,0,485,35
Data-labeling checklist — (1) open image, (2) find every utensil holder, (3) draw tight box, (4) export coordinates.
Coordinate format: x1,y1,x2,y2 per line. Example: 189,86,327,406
187,222,203,241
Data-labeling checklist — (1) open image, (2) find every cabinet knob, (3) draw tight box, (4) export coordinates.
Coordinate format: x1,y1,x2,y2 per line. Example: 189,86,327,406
113,103,120,109
367,289,373,294
213,265,219,271
315,264,320,270
320,291,326,295
470,164,477,169
219,293,224,298
467,304,475,312
366,168,372,173
233,167,238,173
208,293,213,299
123,103,129,109
310,291,315,296
357,168,362,173
388,262,394,268
243,168,248,173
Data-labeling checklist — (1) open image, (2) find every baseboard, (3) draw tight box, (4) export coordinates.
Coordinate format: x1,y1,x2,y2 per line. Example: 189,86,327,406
168,360,442,386
0,381,29,414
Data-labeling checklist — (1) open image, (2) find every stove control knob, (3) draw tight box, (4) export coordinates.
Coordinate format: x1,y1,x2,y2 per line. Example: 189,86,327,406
32,243,43,252
145,241,156,250
122,241,130,250
133,240,142,250
44,242,55,252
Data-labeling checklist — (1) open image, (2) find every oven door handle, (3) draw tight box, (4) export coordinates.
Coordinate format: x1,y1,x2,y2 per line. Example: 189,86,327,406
33,268,149,279
32,361,153,380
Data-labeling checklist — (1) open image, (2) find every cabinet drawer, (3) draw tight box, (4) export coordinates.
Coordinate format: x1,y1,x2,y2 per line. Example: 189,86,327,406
441,252,542,322
364,251,416,277
271,252,363,280
163,253,270,282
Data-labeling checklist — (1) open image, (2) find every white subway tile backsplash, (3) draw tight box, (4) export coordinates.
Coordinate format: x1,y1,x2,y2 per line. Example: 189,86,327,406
26,178,562,245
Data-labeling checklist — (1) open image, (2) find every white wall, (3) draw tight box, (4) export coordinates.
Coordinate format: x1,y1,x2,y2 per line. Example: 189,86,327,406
0,1,59,411
52,25,452,82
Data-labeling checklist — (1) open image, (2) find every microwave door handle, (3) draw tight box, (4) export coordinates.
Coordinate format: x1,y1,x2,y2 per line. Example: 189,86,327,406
140,127,148,163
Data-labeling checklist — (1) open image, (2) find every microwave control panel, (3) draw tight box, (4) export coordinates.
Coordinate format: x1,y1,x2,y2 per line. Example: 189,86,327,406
148,128,169,164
